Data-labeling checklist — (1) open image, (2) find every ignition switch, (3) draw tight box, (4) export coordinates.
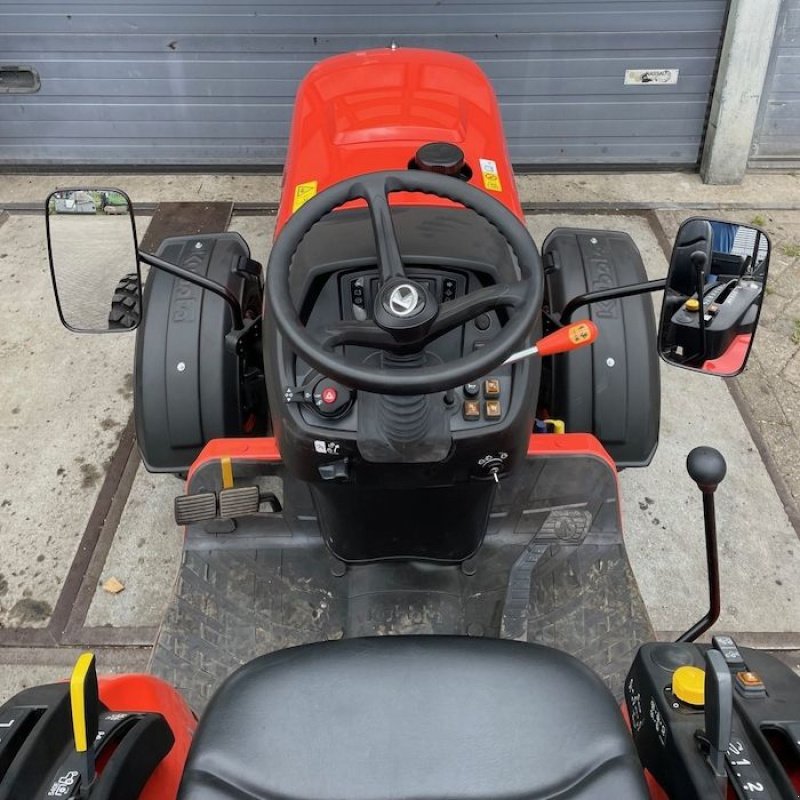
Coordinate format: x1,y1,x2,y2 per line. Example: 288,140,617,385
476,451,509,482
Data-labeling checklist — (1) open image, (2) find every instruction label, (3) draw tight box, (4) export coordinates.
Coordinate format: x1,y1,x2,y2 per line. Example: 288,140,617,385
569,323,593,344
292,180,318,212
479,158,502,192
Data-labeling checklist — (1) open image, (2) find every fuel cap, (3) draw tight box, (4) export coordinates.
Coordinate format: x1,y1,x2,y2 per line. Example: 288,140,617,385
684,298,701,312
413,142,465,176
672,665,706,706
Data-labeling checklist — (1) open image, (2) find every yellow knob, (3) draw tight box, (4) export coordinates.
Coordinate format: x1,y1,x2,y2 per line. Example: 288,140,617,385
672,665,705,706
684,298,701,312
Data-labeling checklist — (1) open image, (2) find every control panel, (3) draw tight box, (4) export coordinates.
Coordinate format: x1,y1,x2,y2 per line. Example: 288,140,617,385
283,266,516,433
626,638,800,799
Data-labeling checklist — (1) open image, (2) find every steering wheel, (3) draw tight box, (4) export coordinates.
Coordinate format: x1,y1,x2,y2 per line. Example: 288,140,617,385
266,170,543,395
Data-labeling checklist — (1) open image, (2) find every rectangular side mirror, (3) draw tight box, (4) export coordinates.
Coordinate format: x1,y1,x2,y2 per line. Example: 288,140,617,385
658,217,770,376
45,188,142,333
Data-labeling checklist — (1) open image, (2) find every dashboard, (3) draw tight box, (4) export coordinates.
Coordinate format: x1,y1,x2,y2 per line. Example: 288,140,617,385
292,266,514,434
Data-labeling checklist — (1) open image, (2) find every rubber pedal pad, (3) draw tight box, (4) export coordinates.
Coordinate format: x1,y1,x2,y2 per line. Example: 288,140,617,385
218,486,260,519
174,492,217,525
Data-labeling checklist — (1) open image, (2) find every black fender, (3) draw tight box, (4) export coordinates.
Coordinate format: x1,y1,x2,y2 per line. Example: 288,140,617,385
542,228,660,468
134,232,265,473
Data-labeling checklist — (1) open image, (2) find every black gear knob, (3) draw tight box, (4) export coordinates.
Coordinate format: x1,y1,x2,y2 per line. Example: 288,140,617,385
687,446,727,493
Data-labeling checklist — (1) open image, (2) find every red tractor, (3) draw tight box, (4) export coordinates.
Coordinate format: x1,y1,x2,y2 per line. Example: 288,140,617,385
12,47,784,800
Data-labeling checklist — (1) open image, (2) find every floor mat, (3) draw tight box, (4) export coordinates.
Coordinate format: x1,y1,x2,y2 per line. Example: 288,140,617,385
150,455,654,711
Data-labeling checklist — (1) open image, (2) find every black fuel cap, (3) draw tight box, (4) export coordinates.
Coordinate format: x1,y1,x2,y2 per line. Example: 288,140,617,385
413,142,465,176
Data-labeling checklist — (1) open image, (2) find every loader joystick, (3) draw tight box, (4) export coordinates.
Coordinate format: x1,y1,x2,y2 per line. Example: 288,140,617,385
687,446,727,493
679,446,727,643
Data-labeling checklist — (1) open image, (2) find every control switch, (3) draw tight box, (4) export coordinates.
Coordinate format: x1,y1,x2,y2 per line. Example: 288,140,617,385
484,378,501,398
463,400,480,421
312,379,354,418
735,671,766,698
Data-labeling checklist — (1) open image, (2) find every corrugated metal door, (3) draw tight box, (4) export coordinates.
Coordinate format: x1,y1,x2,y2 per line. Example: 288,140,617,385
0,1,728,168
751,0,800,166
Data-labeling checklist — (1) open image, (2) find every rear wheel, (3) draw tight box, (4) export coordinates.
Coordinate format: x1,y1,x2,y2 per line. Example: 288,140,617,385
108,273,141,330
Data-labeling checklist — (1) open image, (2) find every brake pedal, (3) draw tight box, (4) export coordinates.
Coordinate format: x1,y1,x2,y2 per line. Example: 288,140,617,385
174,492,217,525
218,486,261,518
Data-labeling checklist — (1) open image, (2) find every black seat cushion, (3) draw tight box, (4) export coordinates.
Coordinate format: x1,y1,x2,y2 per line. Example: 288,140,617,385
178,637,648,800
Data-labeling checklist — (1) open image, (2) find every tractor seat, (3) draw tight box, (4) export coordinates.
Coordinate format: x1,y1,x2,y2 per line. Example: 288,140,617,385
178,636,649,800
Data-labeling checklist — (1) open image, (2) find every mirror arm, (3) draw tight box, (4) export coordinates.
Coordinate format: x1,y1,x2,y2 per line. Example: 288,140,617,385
560,278,665,324
138,249,245,330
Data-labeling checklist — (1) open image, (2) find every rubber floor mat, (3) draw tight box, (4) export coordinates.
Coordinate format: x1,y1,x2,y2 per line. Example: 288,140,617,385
150,455,654,712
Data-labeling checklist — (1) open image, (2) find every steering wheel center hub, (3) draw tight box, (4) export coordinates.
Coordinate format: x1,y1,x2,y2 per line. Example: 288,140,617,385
384,282,424,318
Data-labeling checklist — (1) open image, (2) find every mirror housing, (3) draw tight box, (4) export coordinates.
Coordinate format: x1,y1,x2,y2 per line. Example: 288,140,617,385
45,188,142,333
658,217,770,377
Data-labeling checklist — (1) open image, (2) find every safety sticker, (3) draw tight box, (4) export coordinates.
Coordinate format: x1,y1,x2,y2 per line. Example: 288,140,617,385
314,440,340,455
479,159,502,192
292,180,318,212
569,323,593,344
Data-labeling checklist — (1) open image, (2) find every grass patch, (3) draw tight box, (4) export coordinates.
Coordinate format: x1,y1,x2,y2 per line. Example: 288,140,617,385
782,243,800,258
751,214,767,227
793,319,800,346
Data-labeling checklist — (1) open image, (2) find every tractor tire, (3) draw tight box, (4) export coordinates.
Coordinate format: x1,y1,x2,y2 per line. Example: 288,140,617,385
108,273,141,330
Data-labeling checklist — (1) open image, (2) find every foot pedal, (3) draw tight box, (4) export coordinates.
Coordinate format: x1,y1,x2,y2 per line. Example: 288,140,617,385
219,486,260,518
174,492,217,525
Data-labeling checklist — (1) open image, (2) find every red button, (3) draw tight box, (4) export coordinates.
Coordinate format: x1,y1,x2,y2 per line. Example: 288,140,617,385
321,387,338,405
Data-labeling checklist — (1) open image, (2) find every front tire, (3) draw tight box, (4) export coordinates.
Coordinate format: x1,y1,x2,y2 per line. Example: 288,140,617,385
109,273,141,330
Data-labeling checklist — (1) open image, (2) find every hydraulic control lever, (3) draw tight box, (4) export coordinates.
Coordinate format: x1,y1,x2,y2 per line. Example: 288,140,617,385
692,250,709,360
677,446,727,643
503,320,598,365
70,652,100,798
702,648,733,796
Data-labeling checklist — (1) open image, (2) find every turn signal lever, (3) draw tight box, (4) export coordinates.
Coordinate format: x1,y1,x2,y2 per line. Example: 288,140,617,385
677,446,727,643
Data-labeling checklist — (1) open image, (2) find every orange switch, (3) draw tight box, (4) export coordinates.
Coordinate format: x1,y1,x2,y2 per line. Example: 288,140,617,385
484,379,501,398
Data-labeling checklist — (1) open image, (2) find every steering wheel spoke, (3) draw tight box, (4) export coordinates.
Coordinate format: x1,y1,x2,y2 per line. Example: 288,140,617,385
318,318,398,351
428,280,530,340
362,180,407,284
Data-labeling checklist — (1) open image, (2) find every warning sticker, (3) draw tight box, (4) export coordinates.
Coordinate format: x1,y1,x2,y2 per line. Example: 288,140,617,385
569,323,593,344
292,180,318,212
479,158,502,192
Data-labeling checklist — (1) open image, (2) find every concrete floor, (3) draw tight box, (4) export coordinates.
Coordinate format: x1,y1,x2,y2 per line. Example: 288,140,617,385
0,172,798,702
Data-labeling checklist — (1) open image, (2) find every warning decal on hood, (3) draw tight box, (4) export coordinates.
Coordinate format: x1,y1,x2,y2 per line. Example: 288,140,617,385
479,159,502,192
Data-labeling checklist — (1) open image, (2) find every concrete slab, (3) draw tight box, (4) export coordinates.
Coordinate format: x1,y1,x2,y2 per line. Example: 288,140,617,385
0,648,150,701
526,214,800,636
85,465,182,628
656,209,800,531
0,213,139,629
4,171,800,211
2,190,798,701
82,214,276,628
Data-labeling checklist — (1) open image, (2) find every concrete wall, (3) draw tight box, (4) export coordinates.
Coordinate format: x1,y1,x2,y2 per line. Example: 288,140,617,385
701,0,783,183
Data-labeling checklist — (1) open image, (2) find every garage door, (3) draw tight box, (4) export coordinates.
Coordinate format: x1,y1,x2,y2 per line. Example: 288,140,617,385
750,0,800,166
0,1,728,168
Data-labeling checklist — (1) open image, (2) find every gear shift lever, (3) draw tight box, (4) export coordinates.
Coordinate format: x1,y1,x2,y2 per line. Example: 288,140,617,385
677,446,726,642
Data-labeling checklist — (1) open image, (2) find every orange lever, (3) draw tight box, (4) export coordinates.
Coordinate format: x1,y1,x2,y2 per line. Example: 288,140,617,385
535,320,598,357
503,320,599,365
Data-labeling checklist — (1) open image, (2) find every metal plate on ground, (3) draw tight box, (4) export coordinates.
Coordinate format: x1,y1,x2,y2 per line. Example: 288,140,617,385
150,454,654,711
138,202,233,253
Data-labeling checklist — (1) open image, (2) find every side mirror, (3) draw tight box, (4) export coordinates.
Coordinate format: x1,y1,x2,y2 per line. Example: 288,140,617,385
658,217,770,376
45,188,142,332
